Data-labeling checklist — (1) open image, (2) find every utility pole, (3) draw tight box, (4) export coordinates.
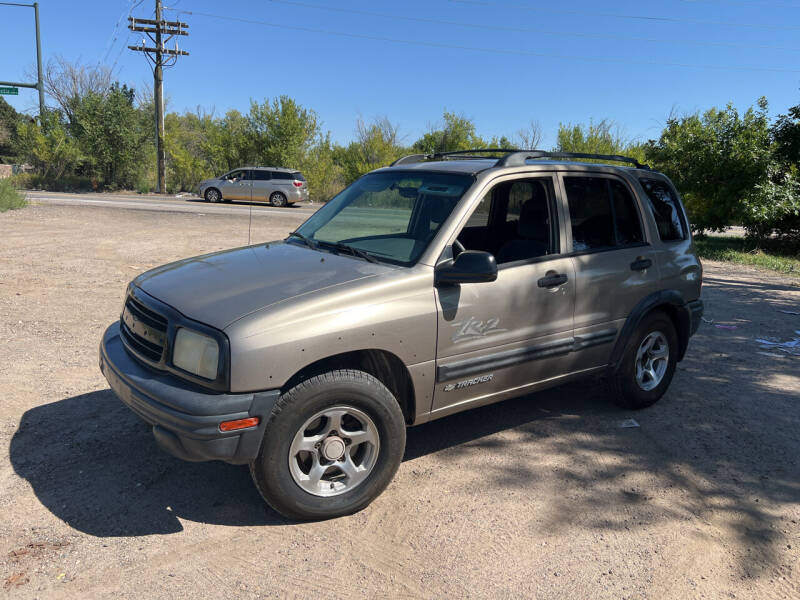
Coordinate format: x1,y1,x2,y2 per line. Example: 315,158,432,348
0,1,46,119
128,0,188,194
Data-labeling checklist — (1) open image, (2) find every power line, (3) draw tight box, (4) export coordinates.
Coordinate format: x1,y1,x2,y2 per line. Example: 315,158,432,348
269,0,800,53
679,0,800,7
451,0,800,31
170,9,800,73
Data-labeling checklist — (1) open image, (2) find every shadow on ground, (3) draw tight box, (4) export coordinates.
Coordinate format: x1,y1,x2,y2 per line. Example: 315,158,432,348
8,383,604,537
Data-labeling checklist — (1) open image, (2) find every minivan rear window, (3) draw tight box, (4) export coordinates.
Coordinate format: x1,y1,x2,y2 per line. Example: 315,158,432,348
292,172,306,181
272,171,300,180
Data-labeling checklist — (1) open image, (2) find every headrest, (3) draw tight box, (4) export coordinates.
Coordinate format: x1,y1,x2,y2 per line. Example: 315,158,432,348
517,186,548,240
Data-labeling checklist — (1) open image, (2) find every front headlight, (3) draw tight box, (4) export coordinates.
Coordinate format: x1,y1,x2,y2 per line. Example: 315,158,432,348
172,327,220,380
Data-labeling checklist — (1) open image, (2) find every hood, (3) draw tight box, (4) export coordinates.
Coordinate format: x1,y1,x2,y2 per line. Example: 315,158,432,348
134,241,395,330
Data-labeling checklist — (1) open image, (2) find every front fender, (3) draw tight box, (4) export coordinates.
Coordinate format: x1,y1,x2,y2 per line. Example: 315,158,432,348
224,269,437,393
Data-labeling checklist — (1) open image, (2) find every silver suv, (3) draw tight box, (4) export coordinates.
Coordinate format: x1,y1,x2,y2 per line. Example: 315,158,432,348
198,167,309,206
100,150,703,520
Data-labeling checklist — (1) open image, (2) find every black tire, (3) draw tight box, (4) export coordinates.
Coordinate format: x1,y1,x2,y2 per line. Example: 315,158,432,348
250,370,406,521
270,192,288,207
608,310,678,410
204,187,221,203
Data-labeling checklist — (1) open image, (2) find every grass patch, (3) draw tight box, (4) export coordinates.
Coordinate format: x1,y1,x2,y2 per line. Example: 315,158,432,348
0,178,26,212
695,235,800,276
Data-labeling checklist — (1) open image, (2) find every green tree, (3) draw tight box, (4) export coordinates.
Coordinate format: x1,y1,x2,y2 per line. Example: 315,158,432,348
555,119,646,163
165,109,232,192
0,98,24,161
72,84,151,188
16,110,82,180
412,111,487,153
339,117,405,183
301,133,345,201
248,96,319,168
740,166,800,239
646,99,772,233
216,109,256,171
772,101,800,167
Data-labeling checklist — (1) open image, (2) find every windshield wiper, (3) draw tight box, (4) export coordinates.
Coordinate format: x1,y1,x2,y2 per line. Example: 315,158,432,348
320,241,379,264
287,231,319,250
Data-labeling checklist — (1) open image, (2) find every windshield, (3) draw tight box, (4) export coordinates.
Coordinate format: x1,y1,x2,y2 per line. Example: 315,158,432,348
294,171,474,265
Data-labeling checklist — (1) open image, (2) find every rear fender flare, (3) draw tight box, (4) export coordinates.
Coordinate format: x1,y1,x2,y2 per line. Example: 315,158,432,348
607,290,690,376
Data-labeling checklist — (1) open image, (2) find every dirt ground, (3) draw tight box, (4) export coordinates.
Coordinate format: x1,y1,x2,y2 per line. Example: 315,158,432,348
1,202,798,599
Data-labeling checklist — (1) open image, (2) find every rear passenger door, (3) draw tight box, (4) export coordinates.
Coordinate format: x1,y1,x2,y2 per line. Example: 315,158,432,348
250,169,272,202
560,173,660,369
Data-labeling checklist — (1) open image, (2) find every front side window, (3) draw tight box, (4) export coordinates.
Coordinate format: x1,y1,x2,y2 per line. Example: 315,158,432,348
224,170,245,181
565,176,643,252
455,177,557,264
639,179,685,241
496,179,556,264
295,171,473,265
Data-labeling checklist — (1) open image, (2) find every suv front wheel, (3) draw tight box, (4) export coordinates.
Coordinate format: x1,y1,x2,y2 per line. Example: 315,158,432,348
608,310,678,409
250,369,406,520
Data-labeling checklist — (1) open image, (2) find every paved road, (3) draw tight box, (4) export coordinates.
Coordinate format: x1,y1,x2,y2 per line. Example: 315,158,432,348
24,190,320,218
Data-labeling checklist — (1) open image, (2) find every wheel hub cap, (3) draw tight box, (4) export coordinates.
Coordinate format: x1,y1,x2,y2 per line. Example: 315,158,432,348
635,331,669,391
321,436,346,461
288,406,380,497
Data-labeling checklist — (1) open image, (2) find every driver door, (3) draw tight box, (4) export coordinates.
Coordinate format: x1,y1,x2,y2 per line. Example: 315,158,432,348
220,169,251,201
432,175,576,416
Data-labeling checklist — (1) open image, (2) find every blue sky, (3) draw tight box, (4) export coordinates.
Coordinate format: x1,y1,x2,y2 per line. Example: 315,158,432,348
2,0,800,147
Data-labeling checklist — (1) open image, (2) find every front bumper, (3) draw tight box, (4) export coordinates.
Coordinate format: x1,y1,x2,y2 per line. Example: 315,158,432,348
99,322,279,464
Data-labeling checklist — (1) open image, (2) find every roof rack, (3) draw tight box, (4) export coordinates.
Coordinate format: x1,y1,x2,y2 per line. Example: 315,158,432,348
390,148,521,167
496,150,650,169
390,149,649,169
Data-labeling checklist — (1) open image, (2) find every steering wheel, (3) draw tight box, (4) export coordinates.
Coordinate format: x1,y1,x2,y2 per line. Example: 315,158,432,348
453,239,465,255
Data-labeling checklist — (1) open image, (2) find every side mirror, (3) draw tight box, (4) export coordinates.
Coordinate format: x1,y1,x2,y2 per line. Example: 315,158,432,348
435,250,498,285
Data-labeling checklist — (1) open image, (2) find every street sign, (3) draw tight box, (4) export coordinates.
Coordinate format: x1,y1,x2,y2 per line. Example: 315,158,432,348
0,87,19,95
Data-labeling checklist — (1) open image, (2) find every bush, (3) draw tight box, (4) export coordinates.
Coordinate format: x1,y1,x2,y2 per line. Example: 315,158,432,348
0,178,25,211
135,178,151,194
10,172,94,192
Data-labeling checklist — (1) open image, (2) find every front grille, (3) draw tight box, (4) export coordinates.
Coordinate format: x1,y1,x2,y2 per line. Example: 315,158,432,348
120,293,168,363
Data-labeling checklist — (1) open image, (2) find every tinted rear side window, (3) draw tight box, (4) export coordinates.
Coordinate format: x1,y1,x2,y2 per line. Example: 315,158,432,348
565,177,615,251
565,176,643,251
610,180,644,246
639,179,685,241
271,171,293,180
251,170,271,180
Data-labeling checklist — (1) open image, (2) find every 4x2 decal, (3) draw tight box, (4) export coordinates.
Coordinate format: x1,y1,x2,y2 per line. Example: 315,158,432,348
451,316,506,343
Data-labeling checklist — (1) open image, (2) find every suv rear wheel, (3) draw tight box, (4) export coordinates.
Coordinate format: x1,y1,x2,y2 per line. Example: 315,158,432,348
608,310,678,409
250,369,406,520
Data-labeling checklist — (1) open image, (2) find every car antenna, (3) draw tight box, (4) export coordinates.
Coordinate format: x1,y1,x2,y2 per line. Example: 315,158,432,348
248,199,253,245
